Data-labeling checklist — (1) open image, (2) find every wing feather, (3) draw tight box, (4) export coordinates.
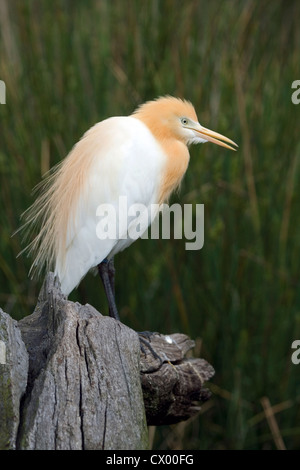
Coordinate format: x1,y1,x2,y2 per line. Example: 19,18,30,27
20,116,166,295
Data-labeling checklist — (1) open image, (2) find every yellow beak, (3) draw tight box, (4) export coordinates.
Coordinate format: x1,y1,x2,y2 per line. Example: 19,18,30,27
191,125,238,151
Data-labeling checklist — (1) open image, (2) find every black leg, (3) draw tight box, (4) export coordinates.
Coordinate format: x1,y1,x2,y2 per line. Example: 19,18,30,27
98,258,120,321
98,258,161,364
107,258,115,298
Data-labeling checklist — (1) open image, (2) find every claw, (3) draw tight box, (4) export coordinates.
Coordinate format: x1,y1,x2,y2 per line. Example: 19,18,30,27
138,332,163,365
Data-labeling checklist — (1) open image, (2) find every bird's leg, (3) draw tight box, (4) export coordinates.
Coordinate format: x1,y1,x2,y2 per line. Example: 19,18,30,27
107,257,115,298
97,259,120,321
98,259,161,363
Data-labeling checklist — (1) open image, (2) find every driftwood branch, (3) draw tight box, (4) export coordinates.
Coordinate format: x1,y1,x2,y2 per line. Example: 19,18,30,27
140,333,214,426
0,273,214,450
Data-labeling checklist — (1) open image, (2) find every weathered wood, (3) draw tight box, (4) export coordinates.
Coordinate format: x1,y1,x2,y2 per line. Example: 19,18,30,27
17,274,148,450
0,309,28,449
140,333,214,425
0,273,214,450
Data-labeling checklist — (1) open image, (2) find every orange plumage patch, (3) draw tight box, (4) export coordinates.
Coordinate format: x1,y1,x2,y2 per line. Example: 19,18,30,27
133,96,198,203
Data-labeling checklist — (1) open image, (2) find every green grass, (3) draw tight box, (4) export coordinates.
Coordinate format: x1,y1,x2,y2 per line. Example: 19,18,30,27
0,0,300,450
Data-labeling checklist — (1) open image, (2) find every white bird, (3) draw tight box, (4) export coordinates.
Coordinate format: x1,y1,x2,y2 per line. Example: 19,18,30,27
21,96,237,320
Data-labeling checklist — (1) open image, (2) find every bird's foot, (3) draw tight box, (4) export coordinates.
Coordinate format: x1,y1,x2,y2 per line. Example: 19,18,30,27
138,331,163,365
138,330,158,341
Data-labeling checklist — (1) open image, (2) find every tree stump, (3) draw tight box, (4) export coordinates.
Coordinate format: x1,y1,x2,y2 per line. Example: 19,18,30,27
0,273,214,450
0,309,28,449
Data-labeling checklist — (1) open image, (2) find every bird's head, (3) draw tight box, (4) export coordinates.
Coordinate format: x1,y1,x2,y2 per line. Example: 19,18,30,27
133,96,237,151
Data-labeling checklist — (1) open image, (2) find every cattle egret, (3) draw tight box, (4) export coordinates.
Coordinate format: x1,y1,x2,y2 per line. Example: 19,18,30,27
21,96,237,320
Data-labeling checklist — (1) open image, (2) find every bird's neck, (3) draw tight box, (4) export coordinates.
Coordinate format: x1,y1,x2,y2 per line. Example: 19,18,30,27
157,139,190,204
133,114,190,204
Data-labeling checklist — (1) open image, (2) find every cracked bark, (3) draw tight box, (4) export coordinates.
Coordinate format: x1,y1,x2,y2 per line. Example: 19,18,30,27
0,273,214,450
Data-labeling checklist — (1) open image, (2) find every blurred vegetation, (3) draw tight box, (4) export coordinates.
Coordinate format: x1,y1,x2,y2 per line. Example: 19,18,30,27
0,0,300,450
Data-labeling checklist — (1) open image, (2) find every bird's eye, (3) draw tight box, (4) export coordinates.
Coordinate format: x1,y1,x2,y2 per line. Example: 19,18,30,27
181,118,188,126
